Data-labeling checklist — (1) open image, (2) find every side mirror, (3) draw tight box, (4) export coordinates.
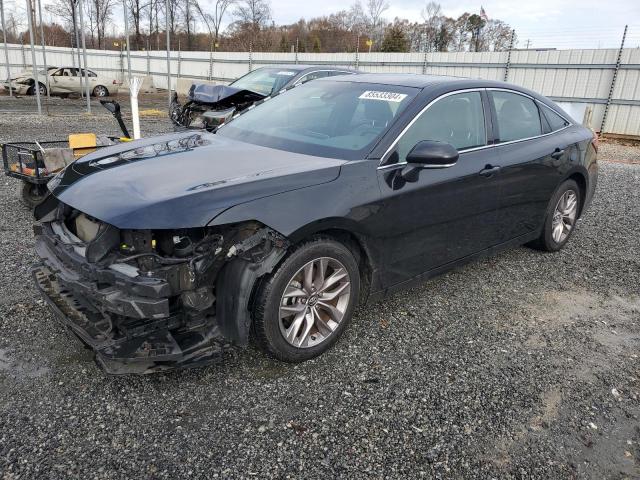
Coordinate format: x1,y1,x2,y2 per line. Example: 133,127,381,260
401,141,459,182
406,140,459,167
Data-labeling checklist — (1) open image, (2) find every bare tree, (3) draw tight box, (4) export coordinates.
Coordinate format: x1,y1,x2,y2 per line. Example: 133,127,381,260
481,19,514,51
93,0,115,48
127,0,148,49
232,0,270,31
365,0,388,47
196,0,234,47
180,0,197,49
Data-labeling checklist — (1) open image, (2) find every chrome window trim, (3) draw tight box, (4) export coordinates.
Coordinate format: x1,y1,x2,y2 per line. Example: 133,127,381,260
537,101,573,131
377,88,486,168
377,87,574,171
293,70,355,86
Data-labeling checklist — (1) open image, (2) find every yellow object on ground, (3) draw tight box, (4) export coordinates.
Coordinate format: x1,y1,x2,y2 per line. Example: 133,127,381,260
68,133,97,158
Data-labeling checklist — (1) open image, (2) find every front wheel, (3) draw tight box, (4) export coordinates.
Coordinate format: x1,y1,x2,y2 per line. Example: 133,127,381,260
28,82,47,96
252,238,360,362
20,182,48,209
529,179,581,252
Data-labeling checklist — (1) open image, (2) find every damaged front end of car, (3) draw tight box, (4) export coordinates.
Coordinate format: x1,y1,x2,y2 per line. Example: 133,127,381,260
33,199,288,374
169,84,266,131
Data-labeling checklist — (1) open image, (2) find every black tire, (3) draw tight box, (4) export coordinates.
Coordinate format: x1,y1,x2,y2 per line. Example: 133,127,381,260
528,179,581,252
27,82,47,96
93,85,109,97
252,237,361,362
20,182,48,209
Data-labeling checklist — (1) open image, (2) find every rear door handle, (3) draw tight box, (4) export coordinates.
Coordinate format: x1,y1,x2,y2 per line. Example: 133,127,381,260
550,148,565,159
479,164,501,177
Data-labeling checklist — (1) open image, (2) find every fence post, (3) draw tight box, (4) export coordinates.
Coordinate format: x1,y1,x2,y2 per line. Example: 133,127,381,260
295,37,298,64
119,44,124,83
146,44,150,75
248,42,252,72
20,38,26,68
0,0,13,96
600,25,627,134
503,29,515,82
354,34,360,70
122,0,132,85
422,47,427,75
208,40,213,81
177,40,181,78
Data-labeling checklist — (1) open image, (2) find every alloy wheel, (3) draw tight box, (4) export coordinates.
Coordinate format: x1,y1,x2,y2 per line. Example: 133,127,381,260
279,257,351,349
95,86,107,97
551,189,578,243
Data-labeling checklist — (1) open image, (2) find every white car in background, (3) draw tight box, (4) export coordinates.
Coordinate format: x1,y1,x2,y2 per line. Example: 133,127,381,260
8,67,120,97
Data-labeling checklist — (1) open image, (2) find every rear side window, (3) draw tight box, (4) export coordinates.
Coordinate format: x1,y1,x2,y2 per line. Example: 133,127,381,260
491,91,542,142
394,91,486,161
542,106,569,131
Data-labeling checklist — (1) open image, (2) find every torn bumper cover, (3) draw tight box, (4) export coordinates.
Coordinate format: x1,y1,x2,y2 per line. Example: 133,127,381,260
33,219,287,374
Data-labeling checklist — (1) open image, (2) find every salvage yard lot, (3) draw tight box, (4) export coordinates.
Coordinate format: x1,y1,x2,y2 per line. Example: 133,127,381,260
0,102,639,479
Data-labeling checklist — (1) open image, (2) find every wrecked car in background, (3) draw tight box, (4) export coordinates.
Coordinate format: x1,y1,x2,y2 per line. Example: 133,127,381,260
170,65,356,130
6,66,120,97
33,74,597,374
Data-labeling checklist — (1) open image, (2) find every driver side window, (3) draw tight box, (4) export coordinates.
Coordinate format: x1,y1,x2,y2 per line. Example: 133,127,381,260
395,91,486,163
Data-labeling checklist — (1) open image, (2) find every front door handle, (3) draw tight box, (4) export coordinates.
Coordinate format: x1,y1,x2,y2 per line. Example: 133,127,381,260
479,164,501,177
550,148,565,160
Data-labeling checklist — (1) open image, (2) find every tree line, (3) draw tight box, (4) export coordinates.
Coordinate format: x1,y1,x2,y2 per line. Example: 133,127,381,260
1,0,516,53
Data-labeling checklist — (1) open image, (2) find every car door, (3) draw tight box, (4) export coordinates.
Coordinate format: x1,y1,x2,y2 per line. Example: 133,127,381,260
48,68,64,93
50,68,74,92
488,89,575,242
78,68,98,93
375,89,504,285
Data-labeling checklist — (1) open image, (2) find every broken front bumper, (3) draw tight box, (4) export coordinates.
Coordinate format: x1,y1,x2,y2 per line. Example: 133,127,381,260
33,225,225,374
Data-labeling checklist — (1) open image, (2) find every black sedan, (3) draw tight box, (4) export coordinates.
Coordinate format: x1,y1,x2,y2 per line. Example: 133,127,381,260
33,74,598,373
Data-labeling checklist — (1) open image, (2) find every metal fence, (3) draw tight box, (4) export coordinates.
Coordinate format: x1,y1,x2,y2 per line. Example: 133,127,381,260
1,42,640,137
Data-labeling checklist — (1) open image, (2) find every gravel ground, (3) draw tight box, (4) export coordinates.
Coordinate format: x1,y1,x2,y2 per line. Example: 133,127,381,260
0,110,639,479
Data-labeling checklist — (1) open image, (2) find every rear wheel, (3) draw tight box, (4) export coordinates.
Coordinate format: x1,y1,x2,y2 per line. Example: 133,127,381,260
20,182,48,209
529,179,581,252
93,85,109,97
252,238,360,362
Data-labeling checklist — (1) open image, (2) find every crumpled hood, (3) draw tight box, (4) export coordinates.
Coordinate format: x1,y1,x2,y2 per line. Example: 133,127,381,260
188,83,266,108
49,131,345,229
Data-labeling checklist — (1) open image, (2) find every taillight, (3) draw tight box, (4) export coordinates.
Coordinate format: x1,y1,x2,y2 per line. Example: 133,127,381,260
591,130,599,153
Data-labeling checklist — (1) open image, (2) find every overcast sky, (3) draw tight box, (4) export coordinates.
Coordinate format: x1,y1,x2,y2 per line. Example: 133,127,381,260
29,0,640,49
267,0,639,49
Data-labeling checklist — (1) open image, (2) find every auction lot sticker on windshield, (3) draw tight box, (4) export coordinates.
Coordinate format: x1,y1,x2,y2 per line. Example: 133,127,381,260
359,90,408,102
277,71,296,76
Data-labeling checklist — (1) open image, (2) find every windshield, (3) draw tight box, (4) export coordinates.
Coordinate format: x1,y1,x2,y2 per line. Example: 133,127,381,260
230,68,299,96
217,81,419,160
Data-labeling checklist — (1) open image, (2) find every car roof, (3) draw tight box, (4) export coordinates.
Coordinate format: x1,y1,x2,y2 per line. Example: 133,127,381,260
259,64,357,74
325,72,548,97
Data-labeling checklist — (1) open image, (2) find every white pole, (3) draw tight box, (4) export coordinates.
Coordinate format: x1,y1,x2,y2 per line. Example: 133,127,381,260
25,0,42,114
0,0,12,97
129,76,142,139
72,1,84,97
77,0,91,113
36,0,49,100
122,0,132,85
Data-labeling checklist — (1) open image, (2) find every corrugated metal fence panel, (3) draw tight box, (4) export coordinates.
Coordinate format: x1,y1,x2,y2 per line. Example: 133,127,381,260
1,44,639,136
